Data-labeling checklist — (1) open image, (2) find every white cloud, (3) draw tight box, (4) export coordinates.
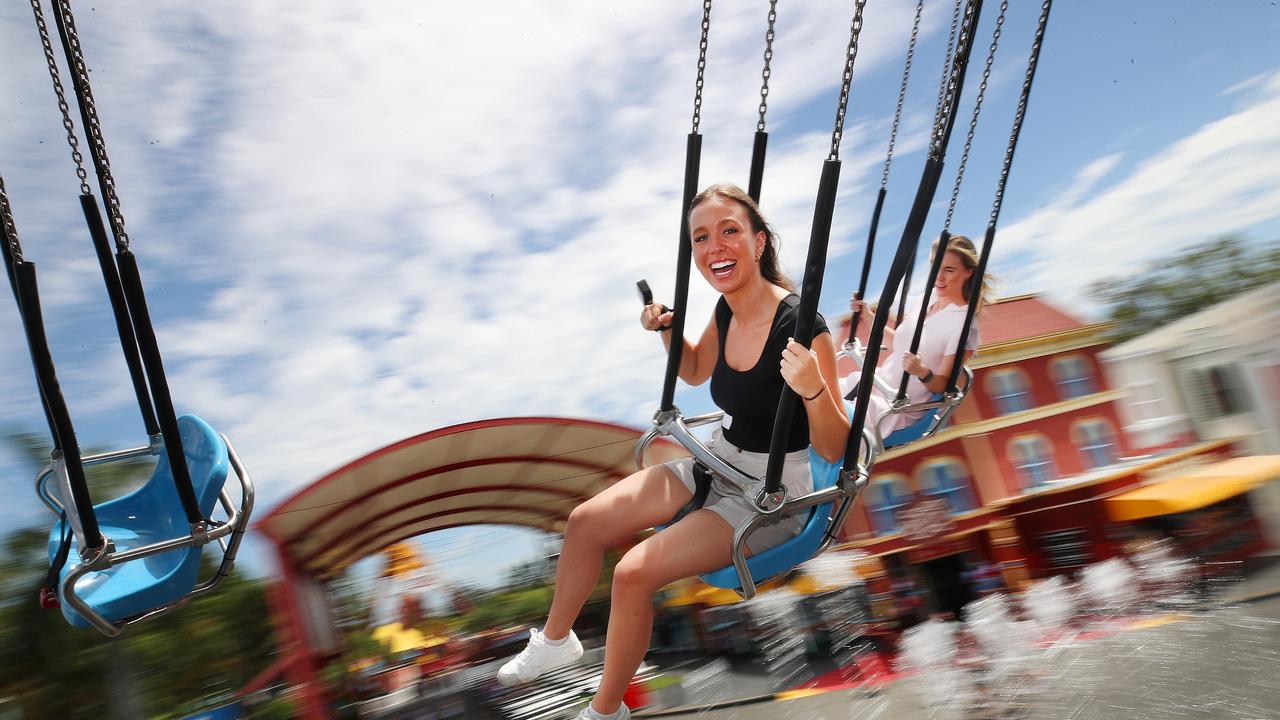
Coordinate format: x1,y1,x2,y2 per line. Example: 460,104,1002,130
993,71,1280,309
120,0,925,510
4,3,1280,579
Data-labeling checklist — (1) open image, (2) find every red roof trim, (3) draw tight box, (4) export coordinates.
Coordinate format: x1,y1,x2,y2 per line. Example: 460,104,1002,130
275,454,630,544
257,416,651,532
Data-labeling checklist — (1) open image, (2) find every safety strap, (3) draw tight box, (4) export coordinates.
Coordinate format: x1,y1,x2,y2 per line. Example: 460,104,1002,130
666,462,714,526
39,514,74,609
659,0,712,413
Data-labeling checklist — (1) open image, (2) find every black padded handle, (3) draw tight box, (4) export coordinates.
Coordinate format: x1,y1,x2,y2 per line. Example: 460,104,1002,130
636,279,676,316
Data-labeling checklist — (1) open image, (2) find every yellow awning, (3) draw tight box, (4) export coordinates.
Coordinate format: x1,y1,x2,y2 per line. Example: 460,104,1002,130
694,586,746,606
1106,455,1280,522
372,623,446,654
660,576,794,609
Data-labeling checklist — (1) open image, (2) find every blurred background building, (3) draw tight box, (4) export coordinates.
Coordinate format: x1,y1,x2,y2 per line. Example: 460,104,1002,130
1101,281,1280,455
832,289,1280,627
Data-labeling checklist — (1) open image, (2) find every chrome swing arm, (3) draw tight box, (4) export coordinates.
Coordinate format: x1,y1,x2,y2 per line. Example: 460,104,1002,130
37,434,255,637
34,435,163,517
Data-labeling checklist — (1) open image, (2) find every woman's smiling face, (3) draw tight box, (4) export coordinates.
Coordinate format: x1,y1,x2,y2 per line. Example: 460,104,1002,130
933,249,974,303
689,195,766,293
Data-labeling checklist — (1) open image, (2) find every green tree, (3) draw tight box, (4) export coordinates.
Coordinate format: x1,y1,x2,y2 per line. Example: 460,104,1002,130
1090,236,1280,342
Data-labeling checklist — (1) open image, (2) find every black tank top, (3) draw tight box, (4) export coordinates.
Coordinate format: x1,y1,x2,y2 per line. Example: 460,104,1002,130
710,293,830,453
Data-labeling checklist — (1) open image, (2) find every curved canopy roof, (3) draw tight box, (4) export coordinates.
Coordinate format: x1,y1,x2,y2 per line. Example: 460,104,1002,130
256,417,687,580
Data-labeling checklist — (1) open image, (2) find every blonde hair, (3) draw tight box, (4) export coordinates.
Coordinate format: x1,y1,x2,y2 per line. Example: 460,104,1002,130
932,234,995,315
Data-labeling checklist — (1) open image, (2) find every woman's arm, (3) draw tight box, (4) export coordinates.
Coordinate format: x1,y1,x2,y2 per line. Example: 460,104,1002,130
903,350,974,395
643,303,719,386
850,298,895,369
782,333,852,463
660,316,719,386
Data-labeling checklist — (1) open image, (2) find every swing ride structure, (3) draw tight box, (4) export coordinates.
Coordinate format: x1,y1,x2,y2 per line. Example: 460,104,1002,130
6,0,1052,716
252,3,1053,715
3,0,254,638
636,0,1050,600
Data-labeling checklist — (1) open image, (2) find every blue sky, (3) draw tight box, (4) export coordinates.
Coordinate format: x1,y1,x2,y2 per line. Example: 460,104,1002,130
2,1,1278,592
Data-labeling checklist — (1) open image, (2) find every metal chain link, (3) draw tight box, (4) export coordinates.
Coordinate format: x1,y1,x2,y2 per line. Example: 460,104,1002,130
943,0,1007,231
691,0,713,134
932,0,964,140
931,0,978,156
991,0,1051,227
30,0,90,195
0,174,23,262
881,0,924,189
53,0,129,251
756,0,778,132
828,0,868,162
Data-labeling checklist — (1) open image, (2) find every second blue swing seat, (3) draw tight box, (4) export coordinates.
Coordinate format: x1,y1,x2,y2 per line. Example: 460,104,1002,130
882,393,947,448
47,414,229,628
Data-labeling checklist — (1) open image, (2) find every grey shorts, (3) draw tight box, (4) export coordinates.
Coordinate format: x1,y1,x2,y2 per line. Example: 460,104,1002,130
662,429,814,555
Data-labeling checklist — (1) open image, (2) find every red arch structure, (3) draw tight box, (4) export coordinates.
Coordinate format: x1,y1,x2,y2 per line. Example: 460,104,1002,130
247,416,685,718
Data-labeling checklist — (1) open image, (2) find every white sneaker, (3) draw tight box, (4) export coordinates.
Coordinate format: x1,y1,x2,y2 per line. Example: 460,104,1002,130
575,702,631,720
495,628,584,686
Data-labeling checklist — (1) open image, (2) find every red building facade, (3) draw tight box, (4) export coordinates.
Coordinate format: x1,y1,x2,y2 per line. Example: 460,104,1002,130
831,294,1234,620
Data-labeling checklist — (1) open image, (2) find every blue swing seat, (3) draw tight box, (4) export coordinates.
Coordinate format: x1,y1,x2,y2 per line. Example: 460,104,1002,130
47,414,229,628
882,394,946,448
699,447,844,591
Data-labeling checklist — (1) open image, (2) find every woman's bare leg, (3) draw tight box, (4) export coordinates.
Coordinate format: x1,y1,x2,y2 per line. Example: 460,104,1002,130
542,465,694,640
590,509,735,714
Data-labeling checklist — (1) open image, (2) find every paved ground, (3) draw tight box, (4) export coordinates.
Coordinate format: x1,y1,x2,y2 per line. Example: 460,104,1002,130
652,596,1279,719
379,561,1280,719
644,562,1280,720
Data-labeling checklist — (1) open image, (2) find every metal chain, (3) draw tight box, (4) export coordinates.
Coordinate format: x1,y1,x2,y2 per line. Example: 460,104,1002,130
827,0,868,162
30,0,90,195
0,175,23,262
991,0,1051,227
53,0,129,251
932,0,964,140
931,0,978,156
943,0,1007,231
691,0,713,134
881,0,924,189
757,0,778,132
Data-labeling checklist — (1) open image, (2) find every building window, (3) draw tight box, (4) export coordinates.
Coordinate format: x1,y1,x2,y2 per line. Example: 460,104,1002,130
1072,419,1117,470
1009,435,1058,488
1203,365,1251,417
867,474,912,535
1051,355,1096,400
916,460,977,514
987,368,1033,415
1128,381,1167,422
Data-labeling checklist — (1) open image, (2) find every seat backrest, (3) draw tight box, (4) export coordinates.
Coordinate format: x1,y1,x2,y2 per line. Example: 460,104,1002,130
91,415,229,534
883,406,942,448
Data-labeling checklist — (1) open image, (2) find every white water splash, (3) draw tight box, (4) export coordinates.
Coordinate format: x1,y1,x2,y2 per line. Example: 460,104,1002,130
1022,575,1077,632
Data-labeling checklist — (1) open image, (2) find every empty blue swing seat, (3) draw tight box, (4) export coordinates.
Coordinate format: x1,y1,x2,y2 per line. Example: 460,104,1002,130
699,448,844,591
47,414,229,628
